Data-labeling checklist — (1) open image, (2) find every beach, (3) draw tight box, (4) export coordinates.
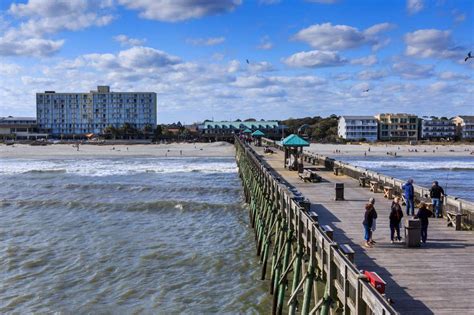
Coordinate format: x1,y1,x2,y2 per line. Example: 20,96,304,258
0,142,235,159
306,143,474,157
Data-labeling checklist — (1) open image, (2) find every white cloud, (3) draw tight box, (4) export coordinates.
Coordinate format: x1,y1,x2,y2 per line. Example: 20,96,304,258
186,37,225,46
283,50,347,68
0,62,22,75
118,0,242,22
114,34,146,46
404,29,464,60
358,69,388,80
351,55,378,66
438,71,470,80
1,0,114,57
293,22,394,51
407,0,424,15
392,61,434,79
452,10,466,23
257,36,273,50
248,61,274,72
227,60,240,73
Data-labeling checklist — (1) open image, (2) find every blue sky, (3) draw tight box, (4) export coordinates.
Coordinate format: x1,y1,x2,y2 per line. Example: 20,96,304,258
0,0,473,123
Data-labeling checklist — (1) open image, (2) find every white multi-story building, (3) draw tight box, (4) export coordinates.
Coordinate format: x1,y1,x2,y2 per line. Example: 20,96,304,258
420,117,456,140
36,86,157,135
452,116,474,140
338,116,378,142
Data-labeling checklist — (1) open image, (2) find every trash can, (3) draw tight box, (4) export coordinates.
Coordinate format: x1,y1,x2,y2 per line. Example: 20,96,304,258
405,218,421,247
333,167,341,176
335,183,344,201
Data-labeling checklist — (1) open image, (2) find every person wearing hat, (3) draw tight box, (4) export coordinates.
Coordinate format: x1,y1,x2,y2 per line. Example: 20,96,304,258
429,181,445,218
363,197,378,248
415,202,431,243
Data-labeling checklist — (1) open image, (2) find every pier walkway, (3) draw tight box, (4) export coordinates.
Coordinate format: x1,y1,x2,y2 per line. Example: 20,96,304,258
253,145,474,314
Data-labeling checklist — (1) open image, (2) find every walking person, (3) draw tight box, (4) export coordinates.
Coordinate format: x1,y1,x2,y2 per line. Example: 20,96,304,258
362,198,378,248
389,197,404,243
402,178,415,216
429,181,445,218
415,202,430,243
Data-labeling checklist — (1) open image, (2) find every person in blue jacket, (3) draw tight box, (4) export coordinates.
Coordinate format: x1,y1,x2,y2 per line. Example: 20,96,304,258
402,178,415,216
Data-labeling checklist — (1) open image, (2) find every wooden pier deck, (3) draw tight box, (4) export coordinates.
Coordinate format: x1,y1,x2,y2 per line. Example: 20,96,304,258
253,146,474,315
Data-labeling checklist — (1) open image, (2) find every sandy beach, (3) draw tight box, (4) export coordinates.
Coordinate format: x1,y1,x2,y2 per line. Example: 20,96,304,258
306,143,474,158
0,142,235,159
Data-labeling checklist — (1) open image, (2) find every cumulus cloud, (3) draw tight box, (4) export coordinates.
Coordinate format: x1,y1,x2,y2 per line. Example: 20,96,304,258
293,22,394,51
283,50,347,68
407,0,424,15
248,61,275,72
392,61,434,79
1,0,114,57
118,0,242,22
186,37,225,46
404,29,464,60
114,34,146,46
351,55,378,66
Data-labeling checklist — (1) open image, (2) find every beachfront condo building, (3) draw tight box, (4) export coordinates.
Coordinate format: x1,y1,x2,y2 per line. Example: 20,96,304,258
36,86,157,136
375,113,419,141
338,116,378,142
452,116,474,140
420,117,456,140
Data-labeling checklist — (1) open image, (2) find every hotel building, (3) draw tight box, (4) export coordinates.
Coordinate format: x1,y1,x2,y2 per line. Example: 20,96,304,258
338,116,378,142
36,86,157,136
452,116,474,140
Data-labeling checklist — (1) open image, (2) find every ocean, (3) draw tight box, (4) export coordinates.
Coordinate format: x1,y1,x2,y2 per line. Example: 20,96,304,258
0,156,271,313
339,156,474,202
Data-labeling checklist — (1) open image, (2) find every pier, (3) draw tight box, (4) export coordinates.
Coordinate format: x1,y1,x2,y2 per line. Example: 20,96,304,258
235,137,474,314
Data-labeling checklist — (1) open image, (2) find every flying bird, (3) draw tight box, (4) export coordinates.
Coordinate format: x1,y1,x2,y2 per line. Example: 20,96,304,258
246,59,250,64
465,51,472,62
363,89,370,92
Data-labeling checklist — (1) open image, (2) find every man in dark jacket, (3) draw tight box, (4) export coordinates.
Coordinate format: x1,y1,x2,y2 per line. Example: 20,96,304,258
389,197,404,243
429,181,445,218
415,202,431,243
363,198,378,248
402,179,415,216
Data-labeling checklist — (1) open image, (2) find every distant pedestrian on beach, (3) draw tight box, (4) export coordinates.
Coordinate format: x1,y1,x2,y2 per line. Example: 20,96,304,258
363,198,378,248
429,181,445,218
415,202,430,243
389,197,403,243
402,179,415,216
180,150,182,156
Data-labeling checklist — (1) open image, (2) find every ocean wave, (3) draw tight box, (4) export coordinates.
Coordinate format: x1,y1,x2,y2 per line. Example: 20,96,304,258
350,160,474,171
0,198,242,212
61,183,240,194
0,158,238,176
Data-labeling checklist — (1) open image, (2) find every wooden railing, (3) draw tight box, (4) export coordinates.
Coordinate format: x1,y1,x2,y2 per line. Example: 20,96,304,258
235,137,398,315
261,137,474,230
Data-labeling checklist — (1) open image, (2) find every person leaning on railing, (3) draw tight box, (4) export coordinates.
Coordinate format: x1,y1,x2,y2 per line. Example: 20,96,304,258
429,181,445,218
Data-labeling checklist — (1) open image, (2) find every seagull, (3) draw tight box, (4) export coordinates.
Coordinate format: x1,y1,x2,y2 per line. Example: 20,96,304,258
465,51,473,62
246,59,250,64
363,89,370,92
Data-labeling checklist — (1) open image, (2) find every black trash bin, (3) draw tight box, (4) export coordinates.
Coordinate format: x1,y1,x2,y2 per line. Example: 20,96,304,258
405,218,421,247
335,183,344,201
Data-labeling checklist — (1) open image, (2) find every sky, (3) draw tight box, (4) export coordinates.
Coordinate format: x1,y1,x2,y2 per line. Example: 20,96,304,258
0,0,473,124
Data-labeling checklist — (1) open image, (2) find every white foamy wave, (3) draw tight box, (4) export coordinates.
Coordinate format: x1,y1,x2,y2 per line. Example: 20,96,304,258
350,160,474,171
0,158,237,176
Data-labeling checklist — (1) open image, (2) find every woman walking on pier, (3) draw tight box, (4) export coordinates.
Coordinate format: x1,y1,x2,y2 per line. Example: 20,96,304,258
389,197,403,243
363,198,378,248
415,202,431,243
